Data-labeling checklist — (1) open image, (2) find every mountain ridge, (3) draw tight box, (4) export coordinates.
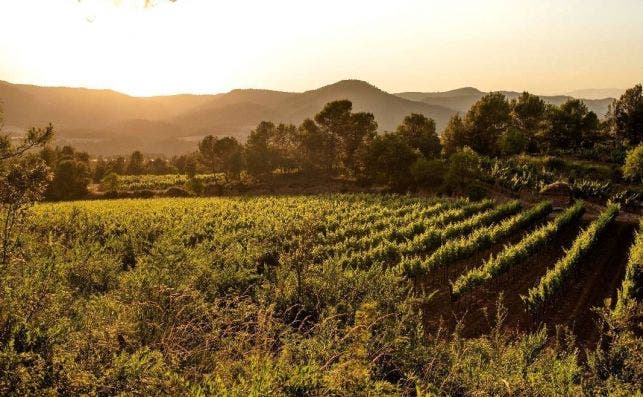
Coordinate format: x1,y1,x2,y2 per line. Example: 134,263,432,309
0,79,618,155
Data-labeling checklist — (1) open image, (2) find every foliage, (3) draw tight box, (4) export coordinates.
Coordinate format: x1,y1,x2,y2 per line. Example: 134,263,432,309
98,173,224,192
126,150,145,175
452,201,585,298
0,194,639,394
402,201,552,277
463,92,511,155
510,91,546,150
0,113,53,265
445,146,481,191
609,189,641,210
498,127,528,155
441,113,467,156
541,99,600,151
362,132,416,189
524,204,619,312
399,200,518,256
198,135,244,178
622,143,643,183
396,113,441,159
314,100,377,176
613,221,642,318
609,83,643,145
410,156,446,187
100,172,120,192
571,179,612,200
483,157,554,192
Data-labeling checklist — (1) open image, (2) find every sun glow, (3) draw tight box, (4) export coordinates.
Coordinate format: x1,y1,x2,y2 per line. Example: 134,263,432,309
0,0,641,96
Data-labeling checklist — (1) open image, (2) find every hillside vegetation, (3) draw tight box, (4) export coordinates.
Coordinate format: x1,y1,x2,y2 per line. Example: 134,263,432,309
0,79,614,155
0,195,640,395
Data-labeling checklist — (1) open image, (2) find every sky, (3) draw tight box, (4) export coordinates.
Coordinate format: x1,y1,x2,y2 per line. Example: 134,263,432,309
0,0,641,97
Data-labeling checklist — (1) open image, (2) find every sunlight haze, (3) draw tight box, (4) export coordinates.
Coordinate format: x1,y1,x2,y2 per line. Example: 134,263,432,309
0,0,641,96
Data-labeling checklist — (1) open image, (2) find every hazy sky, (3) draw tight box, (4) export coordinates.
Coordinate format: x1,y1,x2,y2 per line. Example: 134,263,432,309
0,0,641,96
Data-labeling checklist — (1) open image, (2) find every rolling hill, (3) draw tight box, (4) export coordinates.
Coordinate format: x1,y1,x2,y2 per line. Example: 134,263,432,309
0,79,617,156
395,87,615,117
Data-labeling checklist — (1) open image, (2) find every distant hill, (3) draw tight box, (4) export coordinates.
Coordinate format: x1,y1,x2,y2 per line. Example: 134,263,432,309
0,79,456,155
566,88,625,100
0,79,617,155
395,88,615,118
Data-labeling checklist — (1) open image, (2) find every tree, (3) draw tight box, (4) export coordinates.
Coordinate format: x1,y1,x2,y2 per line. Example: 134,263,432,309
47,159,91,200
109,156,126,175
610,84,643,145
198,135,244,178
396,113,441,159
345,111,378,175
463,92,511,155
498,127,528,155
441,114,467,157
362,133,417,190
270,123,299,171
171,153,199,177
511,92,546,151
93,157,109,182
101,172,120,192
622,143,643,183
445,146,481,192
542,99,599,151
245,121,278,178
0,108,53,264
127,151,145,175
42,146,92,201
314,100,377,175
296,119,334,175
410,156,446,187
148,157,173,175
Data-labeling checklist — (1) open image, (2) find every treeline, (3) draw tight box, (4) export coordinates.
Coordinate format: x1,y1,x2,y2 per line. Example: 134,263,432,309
184,84,643,188
41,84,643,199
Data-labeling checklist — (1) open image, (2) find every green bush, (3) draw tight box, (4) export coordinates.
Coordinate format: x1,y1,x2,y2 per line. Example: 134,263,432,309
622,144,643,183
498,127,528,155
446,146,481,191
410,156,446,187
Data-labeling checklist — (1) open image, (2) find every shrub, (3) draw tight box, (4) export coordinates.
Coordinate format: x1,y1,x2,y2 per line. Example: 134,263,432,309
164,187,193,197
622,144,643,183
130,189,156,199
543,156,566,171
445,146,481,191
185,177,205,195
498,127,528,155
101,172,120,192
410,156,446,187
204,183,224,196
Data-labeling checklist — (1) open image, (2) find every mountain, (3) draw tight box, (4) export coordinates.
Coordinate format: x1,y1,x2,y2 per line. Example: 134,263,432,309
0,79,456,155
170,81,454,139
0,79,618,156
395,88,615,118
566,88,625,100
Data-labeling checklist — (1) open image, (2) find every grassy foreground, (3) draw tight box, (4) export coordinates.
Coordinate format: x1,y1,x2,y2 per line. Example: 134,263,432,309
0,195,640,395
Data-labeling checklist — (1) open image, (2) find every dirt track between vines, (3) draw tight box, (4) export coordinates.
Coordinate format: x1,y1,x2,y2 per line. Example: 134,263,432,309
419,214,636,347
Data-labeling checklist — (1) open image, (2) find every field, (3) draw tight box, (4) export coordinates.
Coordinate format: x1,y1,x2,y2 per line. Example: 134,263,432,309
2,194,641,395
96,173,225,192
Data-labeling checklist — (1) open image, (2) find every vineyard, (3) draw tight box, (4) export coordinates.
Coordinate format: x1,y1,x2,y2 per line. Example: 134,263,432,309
2,194,640,394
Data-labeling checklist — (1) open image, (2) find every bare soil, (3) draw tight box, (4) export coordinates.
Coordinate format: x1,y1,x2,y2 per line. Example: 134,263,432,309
419,216,637,347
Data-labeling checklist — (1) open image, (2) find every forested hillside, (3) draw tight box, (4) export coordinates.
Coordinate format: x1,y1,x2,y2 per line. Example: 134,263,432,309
0,79,614,155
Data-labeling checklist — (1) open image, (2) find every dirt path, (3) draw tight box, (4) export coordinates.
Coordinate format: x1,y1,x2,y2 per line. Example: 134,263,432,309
454,218,586,337
536,220,636,347
419,217,549,333
418,216,637,347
